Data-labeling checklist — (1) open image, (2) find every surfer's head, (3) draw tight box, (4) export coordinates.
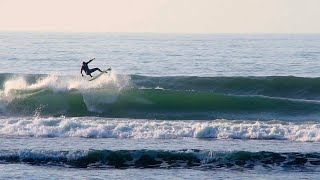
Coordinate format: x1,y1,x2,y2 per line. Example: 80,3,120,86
82,62,86,65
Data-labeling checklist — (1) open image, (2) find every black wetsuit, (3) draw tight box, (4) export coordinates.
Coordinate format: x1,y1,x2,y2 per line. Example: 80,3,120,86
81,59,102,77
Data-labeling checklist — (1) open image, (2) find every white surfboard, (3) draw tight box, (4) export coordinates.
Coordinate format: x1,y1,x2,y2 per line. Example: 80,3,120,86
89,68,111,81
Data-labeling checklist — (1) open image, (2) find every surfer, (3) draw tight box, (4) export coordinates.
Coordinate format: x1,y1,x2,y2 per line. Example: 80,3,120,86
80,58,103,77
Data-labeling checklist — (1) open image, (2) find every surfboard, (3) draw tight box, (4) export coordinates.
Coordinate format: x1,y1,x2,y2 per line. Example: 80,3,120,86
89,68,111,81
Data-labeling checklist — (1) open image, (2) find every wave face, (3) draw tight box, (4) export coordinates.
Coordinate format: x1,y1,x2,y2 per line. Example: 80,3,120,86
1,73,320,121
0,149,319,170
131,75,320,100
1,117,319,142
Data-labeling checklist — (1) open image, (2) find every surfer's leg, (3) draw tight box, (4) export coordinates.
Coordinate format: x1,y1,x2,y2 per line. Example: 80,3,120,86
89,68,102,73
85,71,92,77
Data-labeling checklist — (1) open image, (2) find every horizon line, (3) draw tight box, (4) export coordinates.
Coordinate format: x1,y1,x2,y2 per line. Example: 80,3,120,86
0,30,319,35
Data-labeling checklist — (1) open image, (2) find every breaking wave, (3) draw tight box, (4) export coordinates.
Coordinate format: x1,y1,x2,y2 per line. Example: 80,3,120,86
0,149,319,170
1,74,320,120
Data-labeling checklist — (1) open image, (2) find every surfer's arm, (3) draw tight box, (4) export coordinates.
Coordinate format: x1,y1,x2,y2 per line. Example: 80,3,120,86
87,58,95,64
80,67,84,76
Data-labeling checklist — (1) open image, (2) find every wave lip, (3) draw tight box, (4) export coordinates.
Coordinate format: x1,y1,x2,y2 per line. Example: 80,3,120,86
1,118,320,142
0,149,320,170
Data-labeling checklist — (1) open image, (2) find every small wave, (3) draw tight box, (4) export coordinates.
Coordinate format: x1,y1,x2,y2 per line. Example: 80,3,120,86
0,149,319,170
1,117,319,141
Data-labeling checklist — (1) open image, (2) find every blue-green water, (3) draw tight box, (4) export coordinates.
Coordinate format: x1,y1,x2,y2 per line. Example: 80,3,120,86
0,32,320,179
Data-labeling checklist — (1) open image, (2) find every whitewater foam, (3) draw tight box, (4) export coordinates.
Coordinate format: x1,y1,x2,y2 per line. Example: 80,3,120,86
2,71,129,92
0,72,131,115
0,117,319,142
3,77,28,95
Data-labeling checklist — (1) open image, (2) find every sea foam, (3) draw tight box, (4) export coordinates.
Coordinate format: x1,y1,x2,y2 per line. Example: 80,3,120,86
0,117,319,142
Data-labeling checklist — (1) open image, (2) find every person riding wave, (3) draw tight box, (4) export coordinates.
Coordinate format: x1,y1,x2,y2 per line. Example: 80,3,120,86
81,58,102,77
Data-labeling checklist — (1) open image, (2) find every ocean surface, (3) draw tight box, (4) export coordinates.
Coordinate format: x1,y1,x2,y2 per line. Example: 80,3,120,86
0,32,320,179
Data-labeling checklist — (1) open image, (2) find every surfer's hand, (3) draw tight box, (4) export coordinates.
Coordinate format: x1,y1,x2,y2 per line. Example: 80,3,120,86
82,74,84,77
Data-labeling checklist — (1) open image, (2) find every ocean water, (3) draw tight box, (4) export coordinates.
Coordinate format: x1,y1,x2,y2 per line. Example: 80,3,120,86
0,32,320,179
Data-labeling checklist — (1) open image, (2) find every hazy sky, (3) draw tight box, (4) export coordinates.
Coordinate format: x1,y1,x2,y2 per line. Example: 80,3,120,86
0,0,319,33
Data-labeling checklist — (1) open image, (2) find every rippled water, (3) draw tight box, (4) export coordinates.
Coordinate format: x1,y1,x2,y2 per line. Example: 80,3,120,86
1,33,319,77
